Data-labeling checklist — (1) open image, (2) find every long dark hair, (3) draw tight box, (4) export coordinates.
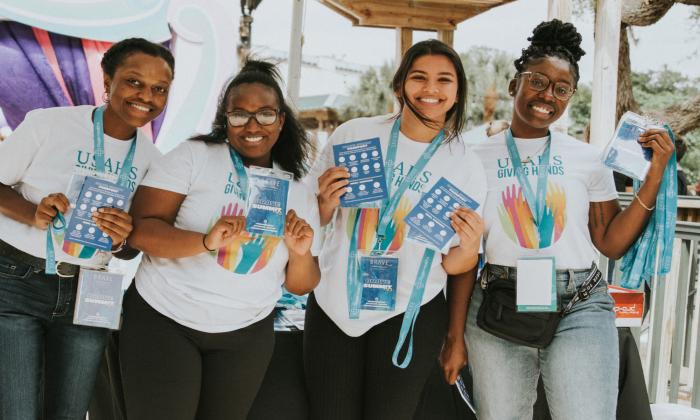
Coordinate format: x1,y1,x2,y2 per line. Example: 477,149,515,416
190,60,313,180
514,19,585,84
391,39,468,142
101,38,175,78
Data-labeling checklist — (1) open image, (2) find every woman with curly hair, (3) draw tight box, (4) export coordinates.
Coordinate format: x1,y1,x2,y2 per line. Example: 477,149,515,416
465,20,675,420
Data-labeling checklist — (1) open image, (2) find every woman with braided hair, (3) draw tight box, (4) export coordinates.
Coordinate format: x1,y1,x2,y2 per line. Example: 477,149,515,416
464,20,674,419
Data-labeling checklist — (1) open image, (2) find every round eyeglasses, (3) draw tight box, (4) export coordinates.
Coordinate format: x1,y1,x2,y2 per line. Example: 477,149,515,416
226,109,279,127
516,72,576,101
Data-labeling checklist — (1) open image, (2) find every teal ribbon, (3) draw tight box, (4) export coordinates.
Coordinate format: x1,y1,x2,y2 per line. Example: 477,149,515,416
620,125,678,288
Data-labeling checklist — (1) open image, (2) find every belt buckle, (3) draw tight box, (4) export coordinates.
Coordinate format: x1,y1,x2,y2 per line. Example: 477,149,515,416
55,262,75,278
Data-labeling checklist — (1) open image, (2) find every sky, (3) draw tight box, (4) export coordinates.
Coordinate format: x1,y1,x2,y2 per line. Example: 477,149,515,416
238,0,700,87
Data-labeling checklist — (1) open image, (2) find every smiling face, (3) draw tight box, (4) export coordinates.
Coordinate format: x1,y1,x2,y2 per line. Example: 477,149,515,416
102,52,172,139
400,54,458,124
226,82,285,167
509,56,575,138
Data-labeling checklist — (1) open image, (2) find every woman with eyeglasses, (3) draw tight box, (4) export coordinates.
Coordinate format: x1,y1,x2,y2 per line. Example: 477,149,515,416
120,60,321,420
464,20,674,420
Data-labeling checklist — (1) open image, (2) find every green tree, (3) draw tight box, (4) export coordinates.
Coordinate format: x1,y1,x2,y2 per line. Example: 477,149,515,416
340,62,394,121
460,47,515,127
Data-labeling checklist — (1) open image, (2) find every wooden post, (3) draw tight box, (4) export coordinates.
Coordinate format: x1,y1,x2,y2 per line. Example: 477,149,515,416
394,27,413,112
547,0,572,21
589,0,622,148
396,27,413,65
287,0,305,108
437,29,454,48
548,0,573,136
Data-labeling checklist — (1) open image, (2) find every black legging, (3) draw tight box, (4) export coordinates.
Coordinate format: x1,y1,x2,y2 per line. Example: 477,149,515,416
303,292,448,420
119,285,274,420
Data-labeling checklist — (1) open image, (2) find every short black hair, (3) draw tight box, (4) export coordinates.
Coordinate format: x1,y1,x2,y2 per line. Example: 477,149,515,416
391,39,468,143
101,38,175,78
514,19,585,84
190,59,313,180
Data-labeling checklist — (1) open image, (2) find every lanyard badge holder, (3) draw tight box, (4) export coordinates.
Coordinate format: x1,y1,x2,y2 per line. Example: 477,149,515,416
44,106,135,328
244,166,292,237
346,118,444,368
504,129,557,312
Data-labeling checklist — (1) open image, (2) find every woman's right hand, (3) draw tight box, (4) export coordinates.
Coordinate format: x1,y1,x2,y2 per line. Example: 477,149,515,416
34,193,70,230
203,216,246,251
317,166,350,225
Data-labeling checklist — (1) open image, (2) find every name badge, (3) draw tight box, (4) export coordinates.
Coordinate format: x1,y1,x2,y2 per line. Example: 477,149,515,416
73,268,124,329
360,255,398,311
516,257,557,312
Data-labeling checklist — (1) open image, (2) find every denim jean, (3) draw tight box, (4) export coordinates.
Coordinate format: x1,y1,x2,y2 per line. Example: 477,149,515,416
0,254,110,420
465,266,619,420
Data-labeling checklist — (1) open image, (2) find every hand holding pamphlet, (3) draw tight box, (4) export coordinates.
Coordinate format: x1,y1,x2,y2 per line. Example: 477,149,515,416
602,111,665,181
64,175,129,251
332,138,388,207
404,177,480,252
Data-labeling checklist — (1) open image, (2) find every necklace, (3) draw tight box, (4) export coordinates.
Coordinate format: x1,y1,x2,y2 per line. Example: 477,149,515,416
519,140,549,165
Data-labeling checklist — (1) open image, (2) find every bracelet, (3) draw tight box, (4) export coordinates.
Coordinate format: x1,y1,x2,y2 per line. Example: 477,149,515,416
202,233,216,252
635,194,656,211
111,239,127,254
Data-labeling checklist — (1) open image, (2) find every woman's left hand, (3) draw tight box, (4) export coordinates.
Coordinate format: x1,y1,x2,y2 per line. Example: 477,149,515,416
284,210,314,256
92,208,133,249
639,128,675,179
439,335,468,385
451,207,483,254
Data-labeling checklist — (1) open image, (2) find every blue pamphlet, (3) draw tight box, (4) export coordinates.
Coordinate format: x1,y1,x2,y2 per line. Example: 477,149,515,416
455,374,476,414
360,256,398,311
64,176,129,251
245,167,291,237
404,177,479,251
602,111,661,181
333,138,388,207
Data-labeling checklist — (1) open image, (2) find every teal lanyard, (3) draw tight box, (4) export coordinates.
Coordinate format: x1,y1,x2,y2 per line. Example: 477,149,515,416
45,106,137,274
346,118,444,368
228,145,248,200
504,129,551,226
620,125,678,288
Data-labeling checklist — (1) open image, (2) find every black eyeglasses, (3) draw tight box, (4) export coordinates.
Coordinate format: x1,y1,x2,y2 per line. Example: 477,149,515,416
226,109,279,127
515,72,576,101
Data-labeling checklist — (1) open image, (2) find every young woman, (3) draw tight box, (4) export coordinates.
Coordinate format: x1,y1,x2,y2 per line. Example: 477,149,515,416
304,39,486,420
0,38,173,420
465,20,675,420
122,60,321,420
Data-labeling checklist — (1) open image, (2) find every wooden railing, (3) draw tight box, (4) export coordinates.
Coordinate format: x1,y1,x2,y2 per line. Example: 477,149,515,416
605,193,700,406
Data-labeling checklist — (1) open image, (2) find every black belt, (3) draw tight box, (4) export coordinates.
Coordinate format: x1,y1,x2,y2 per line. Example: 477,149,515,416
482,262,603,316
0,239,79,277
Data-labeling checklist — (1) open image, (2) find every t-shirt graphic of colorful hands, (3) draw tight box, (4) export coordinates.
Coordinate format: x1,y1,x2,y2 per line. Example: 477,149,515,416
498,182,567,249
346,196,413,253
209,202,282,274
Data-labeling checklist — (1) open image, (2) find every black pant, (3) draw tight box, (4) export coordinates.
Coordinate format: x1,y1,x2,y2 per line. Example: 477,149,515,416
119,285,274,420
303,292,448,420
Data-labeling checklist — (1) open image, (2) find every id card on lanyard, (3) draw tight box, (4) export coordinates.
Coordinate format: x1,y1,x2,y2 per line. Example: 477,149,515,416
504,130,557,312
45,106,137,274
346,118,444,368
46,107,136,329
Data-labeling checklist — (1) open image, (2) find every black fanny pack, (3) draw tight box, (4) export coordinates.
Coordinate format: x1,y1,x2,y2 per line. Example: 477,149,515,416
476,263,602,349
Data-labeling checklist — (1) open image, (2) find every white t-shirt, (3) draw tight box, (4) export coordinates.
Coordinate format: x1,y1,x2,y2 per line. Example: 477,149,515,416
309,115,487,337
0,105,161,267
135,140,321,333
471,131,618,269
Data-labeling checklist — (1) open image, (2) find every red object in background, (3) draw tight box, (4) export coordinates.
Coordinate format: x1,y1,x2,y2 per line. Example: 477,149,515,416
609,285,645,327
